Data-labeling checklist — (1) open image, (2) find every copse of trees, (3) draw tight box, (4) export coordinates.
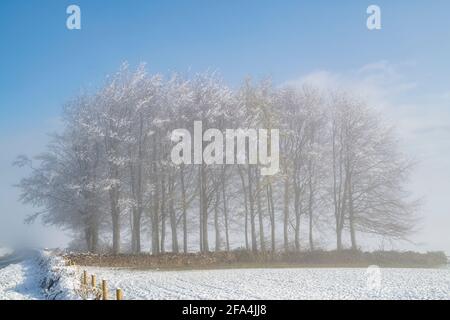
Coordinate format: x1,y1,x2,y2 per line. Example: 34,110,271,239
15,64,417,254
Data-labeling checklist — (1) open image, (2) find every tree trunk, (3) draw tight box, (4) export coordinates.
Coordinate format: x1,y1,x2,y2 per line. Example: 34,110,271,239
169,174,179,253
86,212,99,253
132,113,144,254
199,166,203,252
131,208,137,253
201,164,209,252
91,222,99,253
336,226,343,251
214,191,221,251
256,169,265,252
151,137,160,255
160,177,166,253
109,183,120,255
308,177,314,251
85,226,91,252
337,171,349,251
180,165,188,253
248,166,257,252
112,213,120,254
222,167,230,251
336,201,346,251
294,187,301,252
267,183,276,252
131,204,142,253
283,176,290,252
111,206,120,255
152,185,160,255
238,167,250,251
135,212,141,253
347,176,357,250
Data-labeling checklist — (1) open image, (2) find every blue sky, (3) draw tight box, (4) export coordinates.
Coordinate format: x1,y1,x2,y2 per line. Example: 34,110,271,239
2,0,450,131
1,1,450,251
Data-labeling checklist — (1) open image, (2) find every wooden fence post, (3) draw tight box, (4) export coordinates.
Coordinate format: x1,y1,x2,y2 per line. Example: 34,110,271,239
82,270,87,285
102,280,108,300
116,288,123,300
91,275,96,287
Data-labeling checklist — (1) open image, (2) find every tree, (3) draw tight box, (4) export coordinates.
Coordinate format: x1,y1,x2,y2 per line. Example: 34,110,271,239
15,96,105,252
15,64,419,255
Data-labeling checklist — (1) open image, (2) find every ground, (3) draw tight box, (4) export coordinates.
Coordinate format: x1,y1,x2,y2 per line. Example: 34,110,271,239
80,265,450,300
1,249,449,300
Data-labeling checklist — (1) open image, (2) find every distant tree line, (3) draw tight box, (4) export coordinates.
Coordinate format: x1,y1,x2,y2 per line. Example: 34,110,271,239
15,64,417,254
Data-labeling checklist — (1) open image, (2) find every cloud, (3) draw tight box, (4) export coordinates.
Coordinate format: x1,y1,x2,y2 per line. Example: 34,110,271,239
284,60,417,111
284,61,450,142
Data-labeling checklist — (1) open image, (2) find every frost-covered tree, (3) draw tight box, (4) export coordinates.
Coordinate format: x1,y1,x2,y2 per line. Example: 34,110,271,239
15,63,418,254
328,92,416,250
15,95,105,252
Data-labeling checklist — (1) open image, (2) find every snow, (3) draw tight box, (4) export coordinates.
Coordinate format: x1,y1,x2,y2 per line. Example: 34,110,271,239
39,251,81,300
77,266,450,300
2,251,449,300
0,247,12,258
0,258,44,300
0,251,78,300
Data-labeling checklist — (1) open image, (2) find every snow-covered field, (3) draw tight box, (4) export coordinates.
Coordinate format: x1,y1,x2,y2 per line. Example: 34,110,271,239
81,266,450,300
1,251,449,300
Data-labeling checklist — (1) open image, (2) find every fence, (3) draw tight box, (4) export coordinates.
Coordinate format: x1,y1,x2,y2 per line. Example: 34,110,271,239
81,270,123,300
68,259,124,300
